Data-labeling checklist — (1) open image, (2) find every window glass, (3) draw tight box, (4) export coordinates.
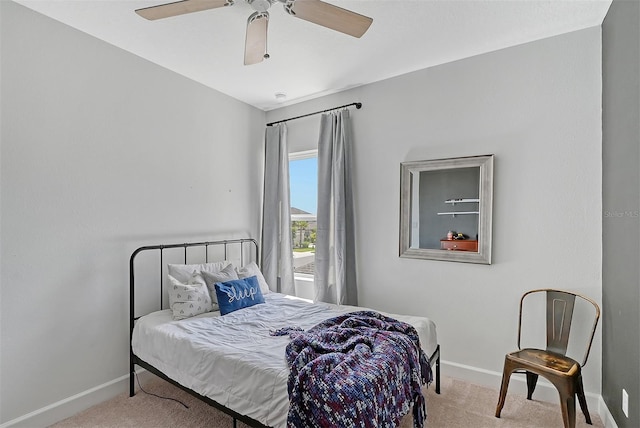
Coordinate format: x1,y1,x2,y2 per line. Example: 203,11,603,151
289,151,317,299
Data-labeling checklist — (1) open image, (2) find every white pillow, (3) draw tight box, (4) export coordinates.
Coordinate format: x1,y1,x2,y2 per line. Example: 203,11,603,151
236,262,270,294
167,260,230,285
168,274,214,320
201,264,239,306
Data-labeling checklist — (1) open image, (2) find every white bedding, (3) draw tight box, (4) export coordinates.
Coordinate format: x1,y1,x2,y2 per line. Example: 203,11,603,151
132,292,438,428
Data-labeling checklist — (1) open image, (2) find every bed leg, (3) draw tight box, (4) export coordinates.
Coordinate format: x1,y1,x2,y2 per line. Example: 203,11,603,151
130,359,135,397
435,347,441,394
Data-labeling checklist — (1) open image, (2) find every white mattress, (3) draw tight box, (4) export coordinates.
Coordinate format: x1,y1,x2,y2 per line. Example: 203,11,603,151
132,292,438,428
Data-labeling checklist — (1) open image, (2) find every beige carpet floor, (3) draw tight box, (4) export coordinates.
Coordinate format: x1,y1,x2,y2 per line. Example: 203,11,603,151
51,375,604,428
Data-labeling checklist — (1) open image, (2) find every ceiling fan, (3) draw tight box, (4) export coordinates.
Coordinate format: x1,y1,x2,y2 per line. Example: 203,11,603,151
135,0,373,66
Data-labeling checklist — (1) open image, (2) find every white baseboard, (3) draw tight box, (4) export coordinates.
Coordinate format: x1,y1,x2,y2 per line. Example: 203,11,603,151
441,359,617,428
0,370,153,428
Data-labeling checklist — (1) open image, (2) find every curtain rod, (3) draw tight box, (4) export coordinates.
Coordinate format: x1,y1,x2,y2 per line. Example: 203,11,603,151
266,102,362,127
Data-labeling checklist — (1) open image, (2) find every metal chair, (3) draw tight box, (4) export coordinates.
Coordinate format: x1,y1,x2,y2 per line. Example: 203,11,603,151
495,289,600,428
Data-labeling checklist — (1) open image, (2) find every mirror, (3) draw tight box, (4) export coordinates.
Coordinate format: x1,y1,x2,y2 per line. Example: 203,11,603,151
399,155,494,264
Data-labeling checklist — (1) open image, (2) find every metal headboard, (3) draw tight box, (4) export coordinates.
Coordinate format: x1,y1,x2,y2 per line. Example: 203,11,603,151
129,238,259,339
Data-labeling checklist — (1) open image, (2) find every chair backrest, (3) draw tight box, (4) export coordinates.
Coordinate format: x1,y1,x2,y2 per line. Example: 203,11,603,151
517,289,600,367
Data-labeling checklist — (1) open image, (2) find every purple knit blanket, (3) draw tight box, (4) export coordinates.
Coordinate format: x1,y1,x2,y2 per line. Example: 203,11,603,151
284,311,432,428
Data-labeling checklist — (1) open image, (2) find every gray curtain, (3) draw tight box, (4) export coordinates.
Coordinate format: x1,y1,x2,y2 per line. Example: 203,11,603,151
261,124,295,295
314,110,357,305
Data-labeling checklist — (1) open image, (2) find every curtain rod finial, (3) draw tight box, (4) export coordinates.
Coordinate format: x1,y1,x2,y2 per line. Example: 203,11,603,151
355,103,362,109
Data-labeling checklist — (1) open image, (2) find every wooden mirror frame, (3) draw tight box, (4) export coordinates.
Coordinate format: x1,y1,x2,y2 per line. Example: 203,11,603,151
399,154,494,264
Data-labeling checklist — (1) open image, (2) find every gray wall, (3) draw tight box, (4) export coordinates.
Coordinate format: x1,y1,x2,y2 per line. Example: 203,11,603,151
602,0,640,426
268,26,603,405
0,1,264,424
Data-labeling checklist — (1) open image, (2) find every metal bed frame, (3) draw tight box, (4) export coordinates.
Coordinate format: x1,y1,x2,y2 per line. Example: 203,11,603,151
129,238,441,428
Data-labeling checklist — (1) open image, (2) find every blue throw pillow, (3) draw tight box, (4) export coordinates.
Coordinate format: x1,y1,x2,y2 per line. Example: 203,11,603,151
214,275,265,315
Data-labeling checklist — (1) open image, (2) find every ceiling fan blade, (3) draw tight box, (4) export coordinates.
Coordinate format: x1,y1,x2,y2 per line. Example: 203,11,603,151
286,0,372,38
135,0,231,20
245,12,269,65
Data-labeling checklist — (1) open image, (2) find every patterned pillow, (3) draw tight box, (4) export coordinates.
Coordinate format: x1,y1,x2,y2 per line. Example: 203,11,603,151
214,276,265,316
201,264,239,309
236,262,271,294
168,274,214,320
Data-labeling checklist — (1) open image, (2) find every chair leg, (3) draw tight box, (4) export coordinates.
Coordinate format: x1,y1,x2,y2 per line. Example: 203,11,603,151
526,371,539,400
576,375,592,425
495,360,514,418
558,389,577,428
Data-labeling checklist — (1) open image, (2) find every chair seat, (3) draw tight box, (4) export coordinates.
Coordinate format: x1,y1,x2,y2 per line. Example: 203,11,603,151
508,348,580,377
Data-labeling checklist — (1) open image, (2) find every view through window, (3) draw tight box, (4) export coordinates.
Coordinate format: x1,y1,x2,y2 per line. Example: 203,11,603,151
289,151,317,298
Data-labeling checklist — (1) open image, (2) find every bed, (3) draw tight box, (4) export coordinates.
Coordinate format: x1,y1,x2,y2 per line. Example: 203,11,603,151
129,238,441,427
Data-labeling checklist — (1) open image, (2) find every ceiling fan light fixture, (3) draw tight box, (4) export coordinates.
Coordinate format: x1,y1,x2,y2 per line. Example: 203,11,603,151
247,0,274,13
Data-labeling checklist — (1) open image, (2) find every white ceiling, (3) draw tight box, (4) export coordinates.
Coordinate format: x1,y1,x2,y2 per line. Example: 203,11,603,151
14,0,612,111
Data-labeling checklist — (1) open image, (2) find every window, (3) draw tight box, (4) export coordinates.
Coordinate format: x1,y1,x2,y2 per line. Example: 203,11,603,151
289,150,317,299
